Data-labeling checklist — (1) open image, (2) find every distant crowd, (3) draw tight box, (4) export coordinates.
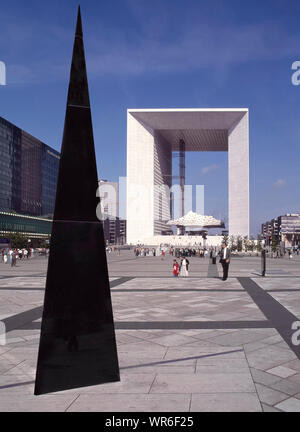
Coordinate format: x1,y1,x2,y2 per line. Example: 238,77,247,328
133,246,220,259
1,248,32,266
0,248,49,266
268,248,299,259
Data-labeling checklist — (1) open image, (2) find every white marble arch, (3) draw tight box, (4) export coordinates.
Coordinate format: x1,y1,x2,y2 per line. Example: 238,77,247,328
127,108,249,245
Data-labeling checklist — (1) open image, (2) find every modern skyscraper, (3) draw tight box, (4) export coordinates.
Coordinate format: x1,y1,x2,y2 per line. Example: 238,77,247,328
0,116,60,216
98,180,126,245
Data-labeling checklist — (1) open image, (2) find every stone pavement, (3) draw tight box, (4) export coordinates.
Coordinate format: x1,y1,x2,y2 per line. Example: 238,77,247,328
0,252,300,412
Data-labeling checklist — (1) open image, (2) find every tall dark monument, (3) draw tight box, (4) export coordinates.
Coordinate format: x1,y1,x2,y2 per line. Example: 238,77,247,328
34,6,120,395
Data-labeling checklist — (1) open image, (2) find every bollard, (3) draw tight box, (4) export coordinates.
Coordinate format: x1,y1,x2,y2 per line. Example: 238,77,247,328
0,321,6,346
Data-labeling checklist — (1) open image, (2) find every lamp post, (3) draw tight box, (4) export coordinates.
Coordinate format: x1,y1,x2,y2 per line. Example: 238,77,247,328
27,239,31,259
261,239,266,277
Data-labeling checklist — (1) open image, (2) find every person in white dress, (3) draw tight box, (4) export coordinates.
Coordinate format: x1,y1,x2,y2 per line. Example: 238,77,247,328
9,249,13,265
180,257,188,277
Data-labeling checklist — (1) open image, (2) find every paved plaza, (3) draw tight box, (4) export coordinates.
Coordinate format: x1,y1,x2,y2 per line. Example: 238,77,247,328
0,252,300,412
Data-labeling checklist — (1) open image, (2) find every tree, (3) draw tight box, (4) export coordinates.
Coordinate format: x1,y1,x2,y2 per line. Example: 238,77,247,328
222,234,229,246
10,233,28,249
256,235,263,252
237,235,243,252
243,236,249,252
39,239,47,249
248,236,255,252
271,235,279,252
39,235,51,249
229,235,237,251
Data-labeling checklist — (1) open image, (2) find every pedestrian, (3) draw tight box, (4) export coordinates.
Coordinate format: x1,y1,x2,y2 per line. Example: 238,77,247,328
9,249,13,265
212,248,217,264
219,242,231,281
180,256,188,277
185,257,190,276
11,250,17,267
172,259,179,277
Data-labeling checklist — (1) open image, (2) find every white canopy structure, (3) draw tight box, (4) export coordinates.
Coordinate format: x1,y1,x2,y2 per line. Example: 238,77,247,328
167,211,223,228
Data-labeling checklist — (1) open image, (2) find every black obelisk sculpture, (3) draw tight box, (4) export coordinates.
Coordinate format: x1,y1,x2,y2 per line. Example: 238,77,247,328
34,6,120,395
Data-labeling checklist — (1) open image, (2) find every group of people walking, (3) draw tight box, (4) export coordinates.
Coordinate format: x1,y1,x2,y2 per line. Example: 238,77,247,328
134,247,165,257
131,242,231,281
172,256,190,277
1,248,32,266
170,247,210,258
171,242,231,281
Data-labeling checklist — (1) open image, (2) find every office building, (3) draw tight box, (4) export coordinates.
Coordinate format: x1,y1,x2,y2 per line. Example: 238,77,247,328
127,108,249,245
98,180,126,245
0,211,52,247
261,214,300,247
0,116,60,217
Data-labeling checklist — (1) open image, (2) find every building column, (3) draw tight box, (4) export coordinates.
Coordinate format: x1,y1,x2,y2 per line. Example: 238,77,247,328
127,113,155,244
228,112,249,237
179,139,185,217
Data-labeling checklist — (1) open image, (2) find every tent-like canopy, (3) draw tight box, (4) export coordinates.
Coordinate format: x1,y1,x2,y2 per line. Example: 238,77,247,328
167,210,224,228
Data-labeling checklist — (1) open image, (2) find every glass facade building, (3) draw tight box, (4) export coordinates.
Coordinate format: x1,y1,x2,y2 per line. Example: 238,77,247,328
42,146,60,216
0,116,60,217
0,117,22,213
0,211,52,239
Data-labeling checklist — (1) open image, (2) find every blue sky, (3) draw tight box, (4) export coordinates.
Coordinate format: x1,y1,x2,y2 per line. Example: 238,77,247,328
0,0,300,236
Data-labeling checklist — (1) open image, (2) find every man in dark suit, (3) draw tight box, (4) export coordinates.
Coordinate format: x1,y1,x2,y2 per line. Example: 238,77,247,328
219,242,231,281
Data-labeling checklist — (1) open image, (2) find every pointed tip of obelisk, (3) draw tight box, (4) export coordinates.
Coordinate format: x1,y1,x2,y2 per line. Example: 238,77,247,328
65,3,90,109
76,5,83,37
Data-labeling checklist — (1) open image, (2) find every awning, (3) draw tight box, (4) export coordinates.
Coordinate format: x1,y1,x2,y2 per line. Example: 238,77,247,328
167,210,224,228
